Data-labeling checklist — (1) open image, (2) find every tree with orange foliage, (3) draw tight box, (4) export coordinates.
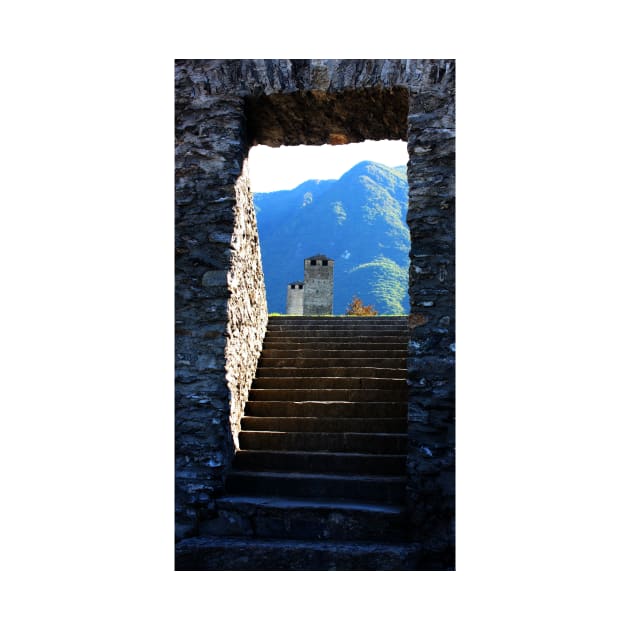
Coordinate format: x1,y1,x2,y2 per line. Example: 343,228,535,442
345,296,378,316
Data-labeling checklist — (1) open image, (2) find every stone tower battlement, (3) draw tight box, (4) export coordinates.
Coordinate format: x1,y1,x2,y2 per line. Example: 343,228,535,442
303,254,334,315
285,254,334,315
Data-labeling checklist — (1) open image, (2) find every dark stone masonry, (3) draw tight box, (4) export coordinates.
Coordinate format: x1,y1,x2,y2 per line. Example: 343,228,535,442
175,59,455,568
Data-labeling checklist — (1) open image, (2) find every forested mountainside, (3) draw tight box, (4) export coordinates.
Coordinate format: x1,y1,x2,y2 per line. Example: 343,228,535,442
254,161,409,315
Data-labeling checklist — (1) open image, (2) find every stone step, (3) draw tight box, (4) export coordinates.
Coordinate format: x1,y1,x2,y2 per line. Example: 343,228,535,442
262,341,407,351
266,328,408,336
244,400,407,418
248,388,406,403
256,367,407,379
199,496,409,543
211,314,415,562
226,470,406,504
175,536,429,570
267,321,408,328
264,333,409,343
262,348,407,359
258,357,406,369
241,416,407,433
233,450,407,475
238,430,407,453
252,377,407,390
266,329,408,337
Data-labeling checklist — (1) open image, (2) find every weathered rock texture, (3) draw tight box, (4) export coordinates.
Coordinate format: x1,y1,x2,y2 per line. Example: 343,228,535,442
406,86,455,557
175,92,266,540
225,169,268,447
175,59,455,565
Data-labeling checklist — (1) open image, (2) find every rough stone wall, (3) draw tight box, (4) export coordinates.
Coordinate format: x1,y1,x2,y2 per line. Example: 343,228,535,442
405,70,456,562
225,166,268,448
177,60,416,145
175,60,455,561
175,87,262,540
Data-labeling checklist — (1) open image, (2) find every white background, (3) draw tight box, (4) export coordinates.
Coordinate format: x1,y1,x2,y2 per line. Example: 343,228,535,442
1,2,629,628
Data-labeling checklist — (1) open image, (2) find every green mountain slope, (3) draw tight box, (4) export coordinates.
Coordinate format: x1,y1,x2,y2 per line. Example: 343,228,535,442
254,161,409,315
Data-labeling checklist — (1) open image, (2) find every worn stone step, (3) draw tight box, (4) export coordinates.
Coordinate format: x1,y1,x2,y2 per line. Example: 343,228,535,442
175,536,430,570
233,450,407,474
266,323,408,330
244,400,407,418
252,377,407,390
226,470,406,503
266,328,408,337
264,333,409,343
262,349,407,360
256,367,407,379
267,321,407,329
241,416,408,433
258,357,406,369
262,341,407,351
238,430,407,453
248,388,406,403
200,496,409,542
265,330,408,339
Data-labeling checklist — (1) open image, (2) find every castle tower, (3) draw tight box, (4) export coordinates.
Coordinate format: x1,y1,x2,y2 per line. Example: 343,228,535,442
303,254,334,315
286,281,304,315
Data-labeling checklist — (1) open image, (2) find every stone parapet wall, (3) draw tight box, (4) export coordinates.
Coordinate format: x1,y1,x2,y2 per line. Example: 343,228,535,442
225,166,268,447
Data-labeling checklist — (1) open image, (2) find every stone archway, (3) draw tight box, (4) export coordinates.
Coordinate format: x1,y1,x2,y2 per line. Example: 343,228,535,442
175,59,455,564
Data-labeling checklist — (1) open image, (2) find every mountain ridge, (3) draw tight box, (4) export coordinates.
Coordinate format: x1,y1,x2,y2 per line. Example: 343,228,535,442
254,161,410,315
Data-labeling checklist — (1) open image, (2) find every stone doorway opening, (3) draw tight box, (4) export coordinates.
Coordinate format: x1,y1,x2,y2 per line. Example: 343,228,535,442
222,85,410,445
175,60,455,566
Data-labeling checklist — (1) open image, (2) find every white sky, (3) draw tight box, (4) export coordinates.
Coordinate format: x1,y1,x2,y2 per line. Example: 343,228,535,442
247,139,408,192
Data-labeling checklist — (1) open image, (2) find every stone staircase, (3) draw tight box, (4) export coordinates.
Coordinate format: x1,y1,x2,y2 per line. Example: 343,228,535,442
176,316,430,570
